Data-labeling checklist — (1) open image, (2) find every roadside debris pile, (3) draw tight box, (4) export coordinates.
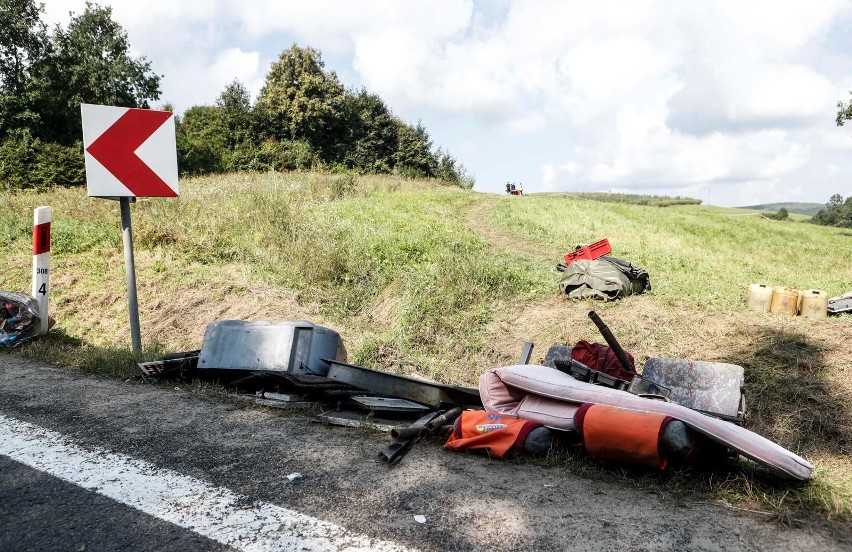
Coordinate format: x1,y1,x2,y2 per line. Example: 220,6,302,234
557,238,651,301
139,319,483,465
471,311,808,480
140,312,812,481
0,291,42,347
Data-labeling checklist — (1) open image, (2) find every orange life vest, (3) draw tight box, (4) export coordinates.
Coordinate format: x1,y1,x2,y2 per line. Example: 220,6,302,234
444,410,541,459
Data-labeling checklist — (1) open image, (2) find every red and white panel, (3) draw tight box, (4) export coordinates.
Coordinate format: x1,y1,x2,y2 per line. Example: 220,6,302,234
81,103,179,198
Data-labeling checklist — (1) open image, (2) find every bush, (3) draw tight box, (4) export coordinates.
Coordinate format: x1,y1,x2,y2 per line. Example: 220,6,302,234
34,141,85,186
225,139,319,172
0,130,39,189
0,130,85,189
650,198,702,207
767,207,790,221
178,135,225,175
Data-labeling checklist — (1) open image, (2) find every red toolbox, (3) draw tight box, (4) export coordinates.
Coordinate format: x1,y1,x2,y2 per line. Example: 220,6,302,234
563,238,612,265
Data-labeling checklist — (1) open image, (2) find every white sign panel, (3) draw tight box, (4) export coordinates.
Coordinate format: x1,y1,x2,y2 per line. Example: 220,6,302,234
81,103,179,198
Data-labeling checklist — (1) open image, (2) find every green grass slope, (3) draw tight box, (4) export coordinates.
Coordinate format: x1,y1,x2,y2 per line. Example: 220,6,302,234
1,173,851,527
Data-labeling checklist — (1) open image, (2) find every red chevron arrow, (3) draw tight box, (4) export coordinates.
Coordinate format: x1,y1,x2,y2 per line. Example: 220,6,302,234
85,108,176,197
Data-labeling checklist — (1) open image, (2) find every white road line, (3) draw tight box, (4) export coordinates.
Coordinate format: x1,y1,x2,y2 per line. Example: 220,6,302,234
0,414,412,552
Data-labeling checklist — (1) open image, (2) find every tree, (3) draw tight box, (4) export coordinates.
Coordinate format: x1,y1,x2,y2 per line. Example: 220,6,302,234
433,148,475,189
38,2,161,144
216,79,252,149
837,92,852,127
0,0,49,138
344,89,397,173
394,120,436,177
1,2,161,188
811,194,852,228
176,105,227,175
254,45,346,159
827,193,843,210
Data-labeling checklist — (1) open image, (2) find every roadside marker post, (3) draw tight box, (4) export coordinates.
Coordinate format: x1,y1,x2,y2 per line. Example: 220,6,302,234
81,103,179,353
31,206,51,335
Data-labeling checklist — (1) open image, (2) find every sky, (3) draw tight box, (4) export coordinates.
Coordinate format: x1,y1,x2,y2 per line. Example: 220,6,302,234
44,0,852,207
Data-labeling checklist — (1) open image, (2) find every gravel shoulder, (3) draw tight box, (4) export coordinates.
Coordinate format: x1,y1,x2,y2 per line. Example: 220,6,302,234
0,355,848,551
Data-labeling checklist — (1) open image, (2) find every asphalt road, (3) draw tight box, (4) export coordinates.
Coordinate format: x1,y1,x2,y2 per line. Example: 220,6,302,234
0,354,848,551
0,456,230,552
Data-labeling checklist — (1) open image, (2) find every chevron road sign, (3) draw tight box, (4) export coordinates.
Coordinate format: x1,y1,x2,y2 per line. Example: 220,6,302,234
81,103,179,198
80,103,180,353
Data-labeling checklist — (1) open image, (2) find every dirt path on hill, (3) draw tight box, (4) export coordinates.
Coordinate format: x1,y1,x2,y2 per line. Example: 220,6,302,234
461,196,557,259
461,196,582,369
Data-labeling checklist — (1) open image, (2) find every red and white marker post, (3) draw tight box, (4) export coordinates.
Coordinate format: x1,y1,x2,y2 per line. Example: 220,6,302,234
31,206,51,335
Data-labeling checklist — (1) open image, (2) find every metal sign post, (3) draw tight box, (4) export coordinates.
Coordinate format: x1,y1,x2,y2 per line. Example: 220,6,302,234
120,198,141,352
81,103,179,353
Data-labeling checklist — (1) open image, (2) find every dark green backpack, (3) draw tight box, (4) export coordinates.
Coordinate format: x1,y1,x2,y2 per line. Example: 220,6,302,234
557,256,651,301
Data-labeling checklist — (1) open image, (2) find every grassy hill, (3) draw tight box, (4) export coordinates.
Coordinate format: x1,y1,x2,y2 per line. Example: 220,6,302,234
2,172,851,526
739,202,825,216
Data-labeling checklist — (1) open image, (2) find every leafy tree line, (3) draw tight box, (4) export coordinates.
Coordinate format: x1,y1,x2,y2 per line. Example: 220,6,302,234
0,1,473,189
810,194,852,228
561,191,702,207
177,45,473,188
0,0,159,188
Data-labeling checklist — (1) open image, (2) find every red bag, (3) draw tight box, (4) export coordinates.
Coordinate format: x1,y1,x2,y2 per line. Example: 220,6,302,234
572,340,636,382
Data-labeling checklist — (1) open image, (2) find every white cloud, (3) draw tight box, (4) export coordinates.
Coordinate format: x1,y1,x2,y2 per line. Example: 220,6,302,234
544,127,814,190
39,0,852,206
668,63,836,135
238,0,474,55
560,36,674,103
715,0,845,52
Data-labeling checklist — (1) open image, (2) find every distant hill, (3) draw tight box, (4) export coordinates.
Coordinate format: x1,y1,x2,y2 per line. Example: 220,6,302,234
542,191,702,207
738,202,823,216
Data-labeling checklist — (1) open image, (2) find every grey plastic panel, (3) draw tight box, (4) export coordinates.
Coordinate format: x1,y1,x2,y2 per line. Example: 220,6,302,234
197,320,344,376
326,360,443,408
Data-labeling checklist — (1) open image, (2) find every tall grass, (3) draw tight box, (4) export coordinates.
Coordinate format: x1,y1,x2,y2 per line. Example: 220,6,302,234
0,173,542,377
